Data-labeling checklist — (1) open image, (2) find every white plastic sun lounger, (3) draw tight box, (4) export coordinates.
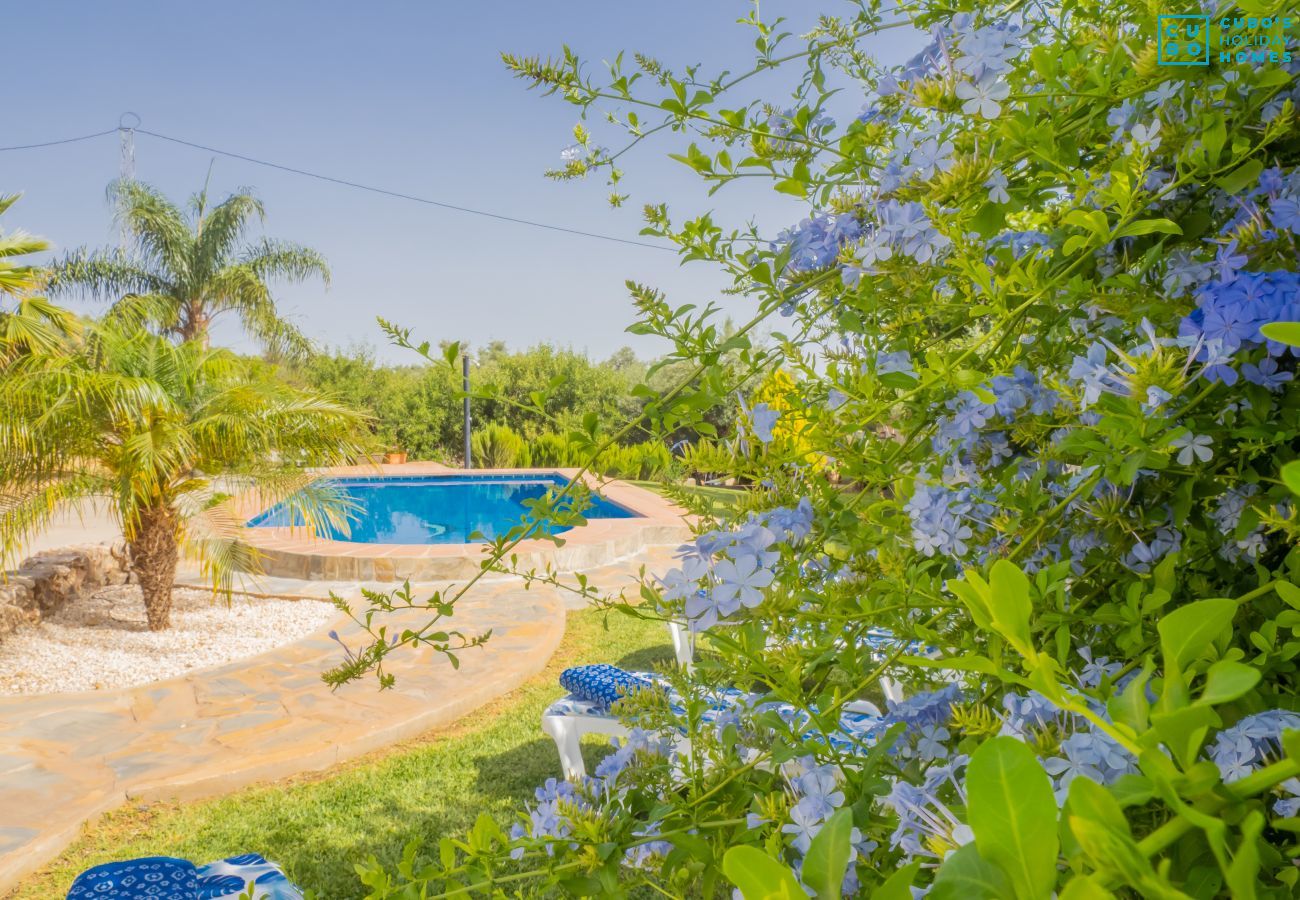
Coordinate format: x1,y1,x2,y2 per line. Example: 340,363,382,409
541,664,883,779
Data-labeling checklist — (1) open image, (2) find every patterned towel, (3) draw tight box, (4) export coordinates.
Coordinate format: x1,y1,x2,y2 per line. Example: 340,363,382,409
559,663,661,711
550,664,884,753
67,853,301,899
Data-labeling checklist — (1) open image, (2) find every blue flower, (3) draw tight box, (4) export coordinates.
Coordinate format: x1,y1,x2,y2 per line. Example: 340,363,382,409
1212,239,1248,283
1128,121,1162,154
752,403,779,444
905,483,976,557
956,74,1010,119
1198,340,1240,385
1169,431,1213,465
1242,356,1293,391
772,212,862,273
910,137,956,178
882,756,973,862
711,553,775,611
1208,710,1300,782
1163,250,1215,295
954,24,1020,79
764,498,814,542
1067,342,1114,407
985,169,1010,204
782,797,826,855
1269,197,1300,234
876,350,916,378
792,765,845,821
1107,100,1140,141
1044,730,1138,800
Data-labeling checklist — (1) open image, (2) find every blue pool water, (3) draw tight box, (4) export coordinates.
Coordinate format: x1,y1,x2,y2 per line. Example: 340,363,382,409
247,474,637,544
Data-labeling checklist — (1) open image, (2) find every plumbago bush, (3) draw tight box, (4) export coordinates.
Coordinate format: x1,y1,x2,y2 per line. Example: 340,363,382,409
350,1,1300,897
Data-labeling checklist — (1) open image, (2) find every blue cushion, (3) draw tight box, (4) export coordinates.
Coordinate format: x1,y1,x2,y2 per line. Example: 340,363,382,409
559,664,657,710
67,857,198,898
68,853,302,899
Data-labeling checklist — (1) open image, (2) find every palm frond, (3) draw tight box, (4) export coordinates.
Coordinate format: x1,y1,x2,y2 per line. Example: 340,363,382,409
242,238,331,288
0,318,366,590
205,265,315,359
193,190,264,282
108,180,193,278
0,474,109,568
0,296,80,360
46,248,171,302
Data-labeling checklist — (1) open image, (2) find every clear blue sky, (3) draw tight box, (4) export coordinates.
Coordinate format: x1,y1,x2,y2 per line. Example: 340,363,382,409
5,2,922,362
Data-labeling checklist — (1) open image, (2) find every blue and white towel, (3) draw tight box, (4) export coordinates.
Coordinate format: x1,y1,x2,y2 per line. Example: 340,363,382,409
548,664,884,753
67,853,301,899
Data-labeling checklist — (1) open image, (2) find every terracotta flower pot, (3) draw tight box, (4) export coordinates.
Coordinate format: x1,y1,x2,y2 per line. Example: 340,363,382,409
384,451,408,465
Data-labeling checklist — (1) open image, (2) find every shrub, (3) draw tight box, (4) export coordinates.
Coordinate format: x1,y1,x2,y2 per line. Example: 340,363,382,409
527,431,583,467
592,442,670,481
470,423,526,469
350,2,1300,897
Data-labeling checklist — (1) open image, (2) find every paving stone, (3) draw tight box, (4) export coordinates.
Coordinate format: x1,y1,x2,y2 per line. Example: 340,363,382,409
0,541,678,894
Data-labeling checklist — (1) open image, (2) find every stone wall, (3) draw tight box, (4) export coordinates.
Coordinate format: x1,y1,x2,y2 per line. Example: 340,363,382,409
0,543,131,642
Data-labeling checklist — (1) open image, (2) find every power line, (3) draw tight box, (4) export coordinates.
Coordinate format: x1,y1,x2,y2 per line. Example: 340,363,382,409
134,128,674,252
1,122,673,252
0,128,118,152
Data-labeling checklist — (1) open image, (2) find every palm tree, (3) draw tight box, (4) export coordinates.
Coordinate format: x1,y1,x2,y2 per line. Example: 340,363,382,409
47,179,328,358
0,320,368,629
0,194,78,359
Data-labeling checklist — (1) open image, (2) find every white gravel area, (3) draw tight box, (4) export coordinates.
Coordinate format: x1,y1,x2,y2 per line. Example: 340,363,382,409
0,584,338,695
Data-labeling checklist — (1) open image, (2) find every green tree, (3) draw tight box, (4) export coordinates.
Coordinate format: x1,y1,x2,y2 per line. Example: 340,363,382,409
47,179,328,357
473,343,642,438
0,194,77,359
289,346,459,460
0,321,367,630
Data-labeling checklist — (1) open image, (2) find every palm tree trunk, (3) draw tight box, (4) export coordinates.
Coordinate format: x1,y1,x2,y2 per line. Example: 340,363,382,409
129,504,180,631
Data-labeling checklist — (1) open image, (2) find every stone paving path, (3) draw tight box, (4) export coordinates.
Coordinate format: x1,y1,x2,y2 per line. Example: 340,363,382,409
0,545,680,893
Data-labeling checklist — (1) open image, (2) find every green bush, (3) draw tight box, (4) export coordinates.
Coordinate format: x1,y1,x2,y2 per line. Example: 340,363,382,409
526,431,583,467
470,423,526,469
292,343,735,463
354,3,1300,898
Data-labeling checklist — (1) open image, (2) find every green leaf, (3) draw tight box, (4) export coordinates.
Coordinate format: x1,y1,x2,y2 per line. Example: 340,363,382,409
1201,112,1227,166
1107,664,1151,733
1196,659,1261,706
948,570,994,632
1115,218,1182,239
802,808,853,899
1260,322,1300,348
987,560,1035,659
929,843,1013,900
1216,158,1264,195
1224,811,1264,900
1281,461,1300,497
874,862,922,900
1066,774,1130,836
1158,598,1236,673
722,846,806,899
1058,877,1117,899
1151,704,1220,768
966,736,1059,899
774,178,807,197
1276,581,1300,609
1067,815,1161,892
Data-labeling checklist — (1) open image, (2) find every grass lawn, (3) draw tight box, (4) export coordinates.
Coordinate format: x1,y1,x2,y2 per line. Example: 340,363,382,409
15,607,672,899
629,479,745,519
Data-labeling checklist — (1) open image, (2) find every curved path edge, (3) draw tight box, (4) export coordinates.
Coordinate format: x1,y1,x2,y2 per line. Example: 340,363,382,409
0,582,568,894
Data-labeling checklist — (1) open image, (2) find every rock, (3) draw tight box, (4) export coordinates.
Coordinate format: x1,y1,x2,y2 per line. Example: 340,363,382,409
0,543,131,643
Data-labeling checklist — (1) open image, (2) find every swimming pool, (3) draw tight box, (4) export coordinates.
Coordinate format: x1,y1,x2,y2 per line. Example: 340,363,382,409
247,474,637,545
